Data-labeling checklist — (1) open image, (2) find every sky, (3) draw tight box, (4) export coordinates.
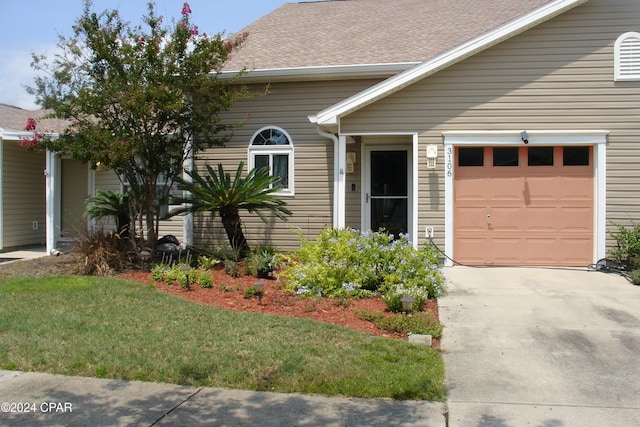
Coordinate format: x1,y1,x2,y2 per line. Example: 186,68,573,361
0,0,292,111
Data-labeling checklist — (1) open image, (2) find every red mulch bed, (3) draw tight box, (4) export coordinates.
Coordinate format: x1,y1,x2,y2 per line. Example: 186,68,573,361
119,265,439,345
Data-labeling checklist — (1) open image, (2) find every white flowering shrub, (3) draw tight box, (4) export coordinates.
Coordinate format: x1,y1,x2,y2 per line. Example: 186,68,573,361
279,227,446,308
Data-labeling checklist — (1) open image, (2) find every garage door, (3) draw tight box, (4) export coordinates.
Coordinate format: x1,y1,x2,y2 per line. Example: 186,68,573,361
454,146,593,266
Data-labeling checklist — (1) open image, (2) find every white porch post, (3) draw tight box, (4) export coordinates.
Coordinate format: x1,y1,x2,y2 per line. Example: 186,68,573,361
335,134,347,228
45,150,57,254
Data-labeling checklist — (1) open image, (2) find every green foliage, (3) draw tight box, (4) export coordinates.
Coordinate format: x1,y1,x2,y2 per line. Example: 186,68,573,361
151,264,211,289
171,162,292,257
382,285,427,314
151,264,171,282
197,271,213,288
84,189,130,235
372,312,443,339
628,269,640,285
279,228,446,304
245,247,283,278
28,1,251,244
243,286,257,299
196,255,220,270
609,221,640,269
224,260,242,278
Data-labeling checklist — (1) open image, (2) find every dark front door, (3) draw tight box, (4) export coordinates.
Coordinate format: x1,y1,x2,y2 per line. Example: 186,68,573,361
367,149,408,237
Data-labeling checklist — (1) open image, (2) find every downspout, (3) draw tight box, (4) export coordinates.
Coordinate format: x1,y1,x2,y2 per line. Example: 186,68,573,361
315,127,345,228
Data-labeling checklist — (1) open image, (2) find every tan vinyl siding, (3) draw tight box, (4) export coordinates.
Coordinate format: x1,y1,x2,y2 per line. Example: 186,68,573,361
341,0,640,253
1,142,45,248
345,139,362,230
193,79,382,251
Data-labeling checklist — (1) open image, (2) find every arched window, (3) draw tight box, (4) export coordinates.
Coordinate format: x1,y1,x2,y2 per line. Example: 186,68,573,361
615,32,640,81
248,126,294,195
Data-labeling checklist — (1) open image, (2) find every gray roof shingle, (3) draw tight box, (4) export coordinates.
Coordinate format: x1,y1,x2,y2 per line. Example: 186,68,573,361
0,103,69,135
224,0,553,71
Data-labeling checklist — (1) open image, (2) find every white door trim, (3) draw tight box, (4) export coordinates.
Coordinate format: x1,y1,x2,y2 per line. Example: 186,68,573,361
443,130,608,266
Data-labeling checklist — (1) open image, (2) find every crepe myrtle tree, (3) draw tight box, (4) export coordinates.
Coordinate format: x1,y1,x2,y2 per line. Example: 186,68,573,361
27,1,250,246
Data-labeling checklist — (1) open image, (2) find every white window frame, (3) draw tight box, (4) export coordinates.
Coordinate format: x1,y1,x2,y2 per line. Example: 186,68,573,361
248,126,295,196
615,32,640,81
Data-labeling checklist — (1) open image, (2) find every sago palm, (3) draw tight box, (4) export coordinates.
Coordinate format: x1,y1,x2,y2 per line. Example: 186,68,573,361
171,162,292,258
84,190,131,237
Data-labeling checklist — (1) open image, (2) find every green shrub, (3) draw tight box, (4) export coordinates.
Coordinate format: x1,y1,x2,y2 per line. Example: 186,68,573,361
243,286,257,298
382,284,427,314
245,247,283,278
197,271,213,288
609,221,640,270
176,266,196,289
279,227,446,304
151,264,205,289
628,269,640,285
224,259,242,278
151,264,171,282
197,255,220,270
373,311,443,339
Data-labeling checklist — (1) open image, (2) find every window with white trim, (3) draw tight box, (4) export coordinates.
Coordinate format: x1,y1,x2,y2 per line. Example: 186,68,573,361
248,127,294,195
615,32,640,81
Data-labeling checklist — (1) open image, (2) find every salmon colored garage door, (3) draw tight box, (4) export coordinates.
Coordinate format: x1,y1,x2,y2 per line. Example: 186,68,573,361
454,146,593,266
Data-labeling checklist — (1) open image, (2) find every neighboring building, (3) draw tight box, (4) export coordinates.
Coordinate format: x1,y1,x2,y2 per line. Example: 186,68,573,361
0,104,183,253
189,0,640,266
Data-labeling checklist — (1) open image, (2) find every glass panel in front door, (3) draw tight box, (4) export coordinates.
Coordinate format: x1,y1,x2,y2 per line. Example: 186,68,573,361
370,150,408,236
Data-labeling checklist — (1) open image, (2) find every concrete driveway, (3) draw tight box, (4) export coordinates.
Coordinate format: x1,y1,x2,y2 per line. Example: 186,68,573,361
440,266,640,427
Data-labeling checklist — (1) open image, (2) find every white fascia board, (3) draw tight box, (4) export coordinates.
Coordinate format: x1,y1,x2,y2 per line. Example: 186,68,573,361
0,129,60,141
312,0,589,126
216,62,418,83
0,129,31,141
443,130,609,145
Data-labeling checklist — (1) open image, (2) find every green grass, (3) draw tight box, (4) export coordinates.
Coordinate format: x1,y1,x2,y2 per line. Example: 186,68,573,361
0,275,445,401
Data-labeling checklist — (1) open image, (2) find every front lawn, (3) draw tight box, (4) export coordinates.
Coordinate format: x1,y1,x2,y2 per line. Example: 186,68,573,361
0,275,445,401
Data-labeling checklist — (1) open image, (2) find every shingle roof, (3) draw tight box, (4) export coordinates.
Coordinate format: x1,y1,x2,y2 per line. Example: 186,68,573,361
224,0,553,72
0,103,69,135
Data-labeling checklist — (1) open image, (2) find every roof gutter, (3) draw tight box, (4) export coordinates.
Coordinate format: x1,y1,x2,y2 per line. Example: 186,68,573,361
215,62,419,83
310,0,589,127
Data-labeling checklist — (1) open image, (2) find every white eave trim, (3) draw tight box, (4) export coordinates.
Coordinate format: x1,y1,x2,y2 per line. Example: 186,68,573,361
311,0,589,126
0,128,33,141
216,62,419,83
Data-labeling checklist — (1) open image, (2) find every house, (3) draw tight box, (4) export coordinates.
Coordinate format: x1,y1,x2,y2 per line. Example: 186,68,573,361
0,104,184,254
190,0,640,266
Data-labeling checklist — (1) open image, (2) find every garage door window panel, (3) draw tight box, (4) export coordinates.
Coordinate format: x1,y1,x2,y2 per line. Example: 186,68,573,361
528,147,554,166
458,147,484,166
563,146,590,166
493,147,519,166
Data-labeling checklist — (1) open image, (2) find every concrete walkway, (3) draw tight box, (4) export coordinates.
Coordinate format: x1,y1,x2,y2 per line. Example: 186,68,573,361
440,266,640,427
0,370,445,426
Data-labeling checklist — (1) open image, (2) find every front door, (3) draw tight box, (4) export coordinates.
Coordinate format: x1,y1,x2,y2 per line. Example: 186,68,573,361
365,147,410,237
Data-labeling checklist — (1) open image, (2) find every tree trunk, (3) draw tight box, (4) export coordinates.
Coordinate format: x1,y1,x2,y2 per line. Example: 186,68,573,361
220,208,250,259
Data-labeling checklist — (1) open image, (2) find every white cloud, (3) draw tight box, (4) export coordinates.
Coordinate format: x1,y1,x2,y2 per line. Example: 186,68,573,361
0,43,58,111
